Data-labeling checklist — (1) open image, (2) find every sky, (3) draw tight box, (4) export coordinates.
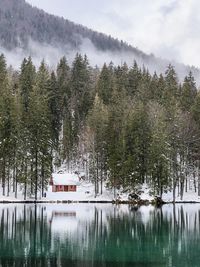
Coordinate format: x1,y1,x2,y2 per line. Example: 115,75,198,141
26,0,200,67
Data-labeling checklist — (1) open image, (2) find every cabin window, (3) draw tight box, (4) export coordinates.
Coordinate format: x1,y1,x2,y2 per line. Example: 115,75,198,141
64,186,68,191
69,185,74,191
69,185,76,191
59,185,64,191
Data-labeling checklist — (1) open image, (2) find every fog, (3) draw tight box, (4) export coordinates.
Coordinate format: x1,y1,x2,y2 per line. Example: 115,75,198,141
26,0,200,69
1,37,199,84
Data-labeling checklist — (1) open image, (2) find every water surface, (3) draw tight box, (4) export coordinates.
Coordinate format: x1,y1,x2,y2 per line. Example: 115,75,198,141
0,203,199,267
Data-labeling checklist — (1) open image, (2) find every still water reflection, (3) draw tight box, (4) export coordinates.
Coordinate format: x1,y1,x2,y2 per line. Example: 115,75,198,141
0,203,199,266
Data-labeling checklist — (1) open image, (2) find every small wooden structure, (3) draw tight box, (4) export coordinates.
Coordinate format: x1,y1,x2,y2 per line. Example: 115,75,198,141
50,173,79,192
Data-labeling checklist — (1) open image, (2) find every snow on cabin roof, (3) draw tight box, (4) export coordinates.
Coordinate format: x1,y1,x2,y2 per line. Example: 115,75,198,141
52,173,79,186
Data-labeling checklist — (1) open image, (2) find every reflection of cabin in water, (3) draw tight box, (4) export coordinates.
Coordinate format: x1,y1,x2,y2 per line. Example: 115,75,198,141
53,211,76,217
49,211,76,224
50,173,79,192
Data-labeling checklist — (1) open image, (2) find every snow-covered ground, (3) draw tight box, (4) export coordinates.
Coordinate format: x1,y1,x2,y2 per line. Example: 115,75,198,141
45,180,114,201
0,172,200,203
162,189,200,202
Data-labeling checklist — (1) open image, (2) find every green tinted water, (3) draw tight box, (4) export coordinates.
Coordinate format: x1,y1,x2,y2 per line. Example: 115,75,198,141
0,204,199,267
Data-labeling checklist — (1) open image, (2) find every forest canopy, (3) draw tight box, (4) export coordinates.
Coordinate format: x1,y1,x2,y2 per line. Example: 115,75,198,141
0,53,200,201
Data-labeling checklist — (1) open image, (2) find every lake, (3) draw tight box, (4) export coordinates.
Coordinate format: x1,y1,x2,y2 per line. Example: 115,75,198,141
0,203,199,267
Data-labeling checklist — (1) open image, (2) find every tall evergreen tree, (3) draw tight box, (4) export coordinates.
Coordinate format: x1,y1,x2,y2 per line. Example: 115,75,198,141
28,61,52,199
86,94,109,195
180,72,197,112
148,102,170,196
96,63,114,105
70,54,93,157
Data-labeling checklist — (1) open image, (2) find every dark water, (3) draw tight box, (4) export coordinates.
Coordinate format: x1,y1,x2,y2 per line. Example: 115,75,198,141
0,204,199,267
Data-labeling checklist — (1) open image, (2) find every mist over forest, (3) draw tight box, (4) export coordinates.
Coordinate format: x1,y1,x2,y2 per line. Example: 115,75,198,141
0,1,200,267
0,0,199,201
0,0,199,83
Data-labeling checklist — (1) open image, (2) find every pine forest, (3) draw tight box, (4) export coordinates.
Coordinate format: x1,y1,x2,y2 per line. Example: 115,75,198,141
0,53,199,201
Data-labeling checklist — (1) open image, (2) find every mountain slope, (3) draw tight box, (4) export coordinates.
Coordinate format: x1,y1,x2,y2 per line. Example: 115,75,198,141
0,0,199,82
0,0,139,53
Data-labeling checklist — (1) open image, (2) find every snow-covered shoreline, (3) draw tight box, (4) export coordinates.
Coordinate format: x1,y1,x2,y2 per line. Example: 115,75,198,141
0,198,200,204
0,178,200,204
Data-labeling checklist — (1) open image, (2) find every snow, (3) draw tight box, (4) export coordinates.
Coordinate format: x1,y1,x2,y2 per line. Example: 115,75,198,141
162,189,200,203
45,180,114,201
44,178,200,203
0,171,200,203
52,173,79,186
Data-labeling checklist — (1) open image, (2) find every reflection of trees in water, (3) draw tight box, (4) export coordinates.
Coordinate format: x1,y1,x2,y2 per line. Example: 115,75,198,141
0,205,113,267
104,205,200,266
0,205,53,267
0,205,199,266
51,204,200,266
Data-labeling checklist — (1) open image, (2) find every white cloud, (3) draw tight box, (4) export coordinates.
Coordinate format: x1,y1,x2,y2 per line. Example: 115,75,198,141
26,0,200,67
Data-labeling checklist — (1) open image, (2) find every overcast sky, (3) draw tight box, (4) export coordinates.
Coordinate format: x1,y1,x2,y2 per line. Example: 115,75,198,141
26,0,200,67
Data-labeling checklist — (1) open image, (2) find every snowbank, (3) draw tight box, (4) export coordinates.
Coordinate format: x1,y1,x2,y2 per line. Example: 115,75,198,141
0,172,200,203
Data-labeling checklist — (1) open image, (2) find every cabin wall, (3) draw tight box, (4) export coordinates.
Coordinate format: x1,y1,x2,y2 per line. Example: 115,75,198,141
52,185,57,192
52,185,77,192
49,178,53,186
68,185,76,192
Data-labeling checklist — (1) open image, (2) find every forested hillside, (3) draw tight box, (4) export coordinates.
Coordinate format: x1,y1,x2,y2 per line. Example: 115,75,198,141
0,0,138,53
0,0,199,82
0,53,200,201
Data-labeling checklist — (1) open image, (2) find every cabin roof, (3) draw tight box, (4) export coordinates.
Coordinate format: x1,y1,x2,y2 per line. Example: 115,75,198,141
52,173,79,186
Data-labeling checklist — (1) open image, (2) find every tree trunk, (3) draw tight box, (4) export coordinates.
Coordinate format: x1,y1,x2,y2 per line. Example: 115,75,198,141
185,176,188,193
192,169,197,192
15,167,18,199
198,161,200,196
7,166,10,197
13,158,16,193
2,158,6,196
24,158,27,200
100,161,103,195
96,155,99,195
173,171,177,203
31,163,33,195
35,149,38,201
41,160,44,198
180,174,184,201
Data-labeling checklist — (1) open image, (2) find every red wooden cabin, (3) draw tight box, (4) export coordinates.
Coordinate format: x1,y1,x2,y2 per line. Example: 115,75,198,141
50,173,79,192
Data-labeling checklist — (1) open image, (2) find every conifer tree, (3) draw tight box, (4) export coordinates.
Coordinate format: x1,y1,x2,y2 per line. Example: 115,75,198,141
180,72,197,112
148,102,170,196
163,64,179,107
86,94,108,195
69,54,93,161
19,57,36,113
56,57,72,165
127,61,142,97
0,55,18,196
124,101,151,187
96,63,114,105
48,71,62,145
28,61,52,199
